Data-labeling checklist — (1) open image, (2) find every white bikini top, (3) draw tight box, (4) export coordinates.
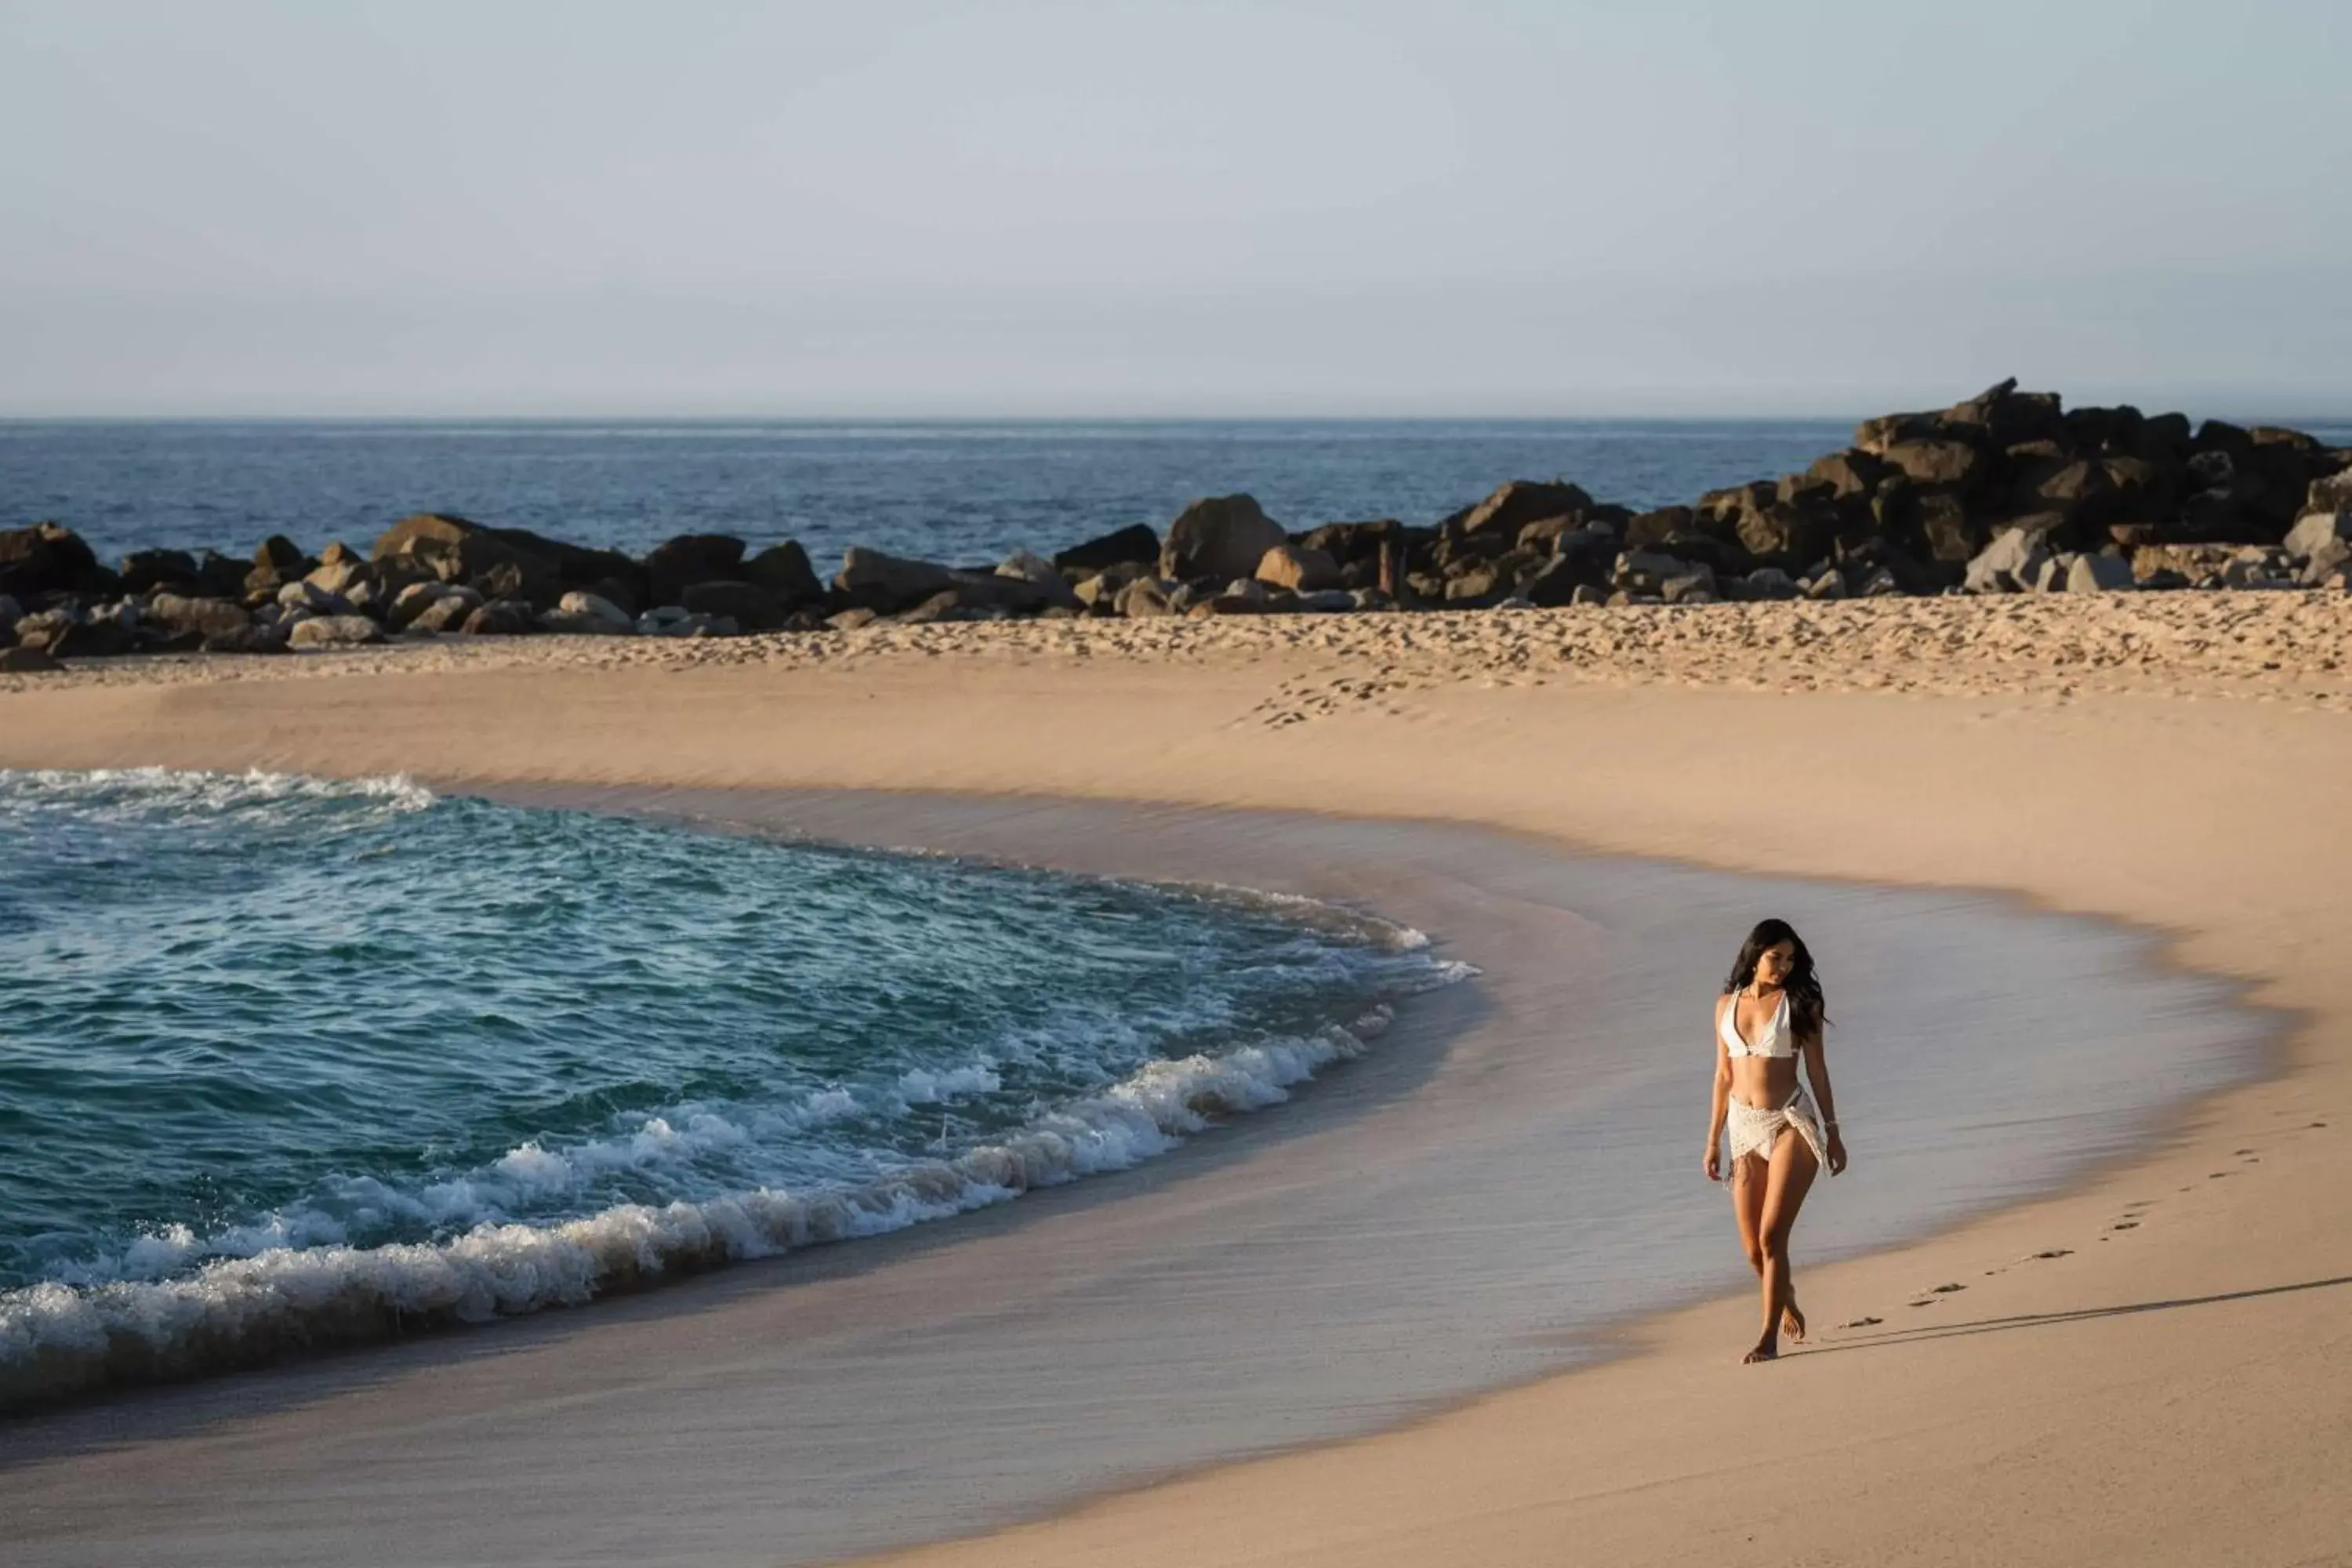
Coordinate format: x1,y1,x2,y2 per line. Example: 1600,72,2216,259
1719,989,1796,1059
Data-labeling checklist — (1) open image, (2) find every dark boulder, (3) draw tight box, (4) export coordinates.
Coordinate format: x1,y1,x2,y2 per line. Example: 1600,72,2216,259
1442,564,1508,605
1160,495,1287,582
195,550,250,600
1941,378,2066,448
1518,530,1619,604
1853,409,1946,455
486,528,639,594
644,534,748,605
1834,535,1946,596
468,560,532,604
0,524,116,600
946,572,1055,615
1737,500,1839,568
2100,456,2176,521
245,546,310,601
681,579,790,631
1879,439,1984,488
119,549,201,594
1053,524,1161,575
1555,526,1621,580
1296,520,1417,568
1518,554,1597,607
1806,448,1889,499
1903,489,1984,563
48,619,134,659
147,593,251,639
2132,412,2194,458
1512,516,1588,553
1632,532,1750,575
1700,480,1778,520
0,644,62,673
251,534,312,584
1430,528,1509,571
459,599,539,636
743,542,825,607
833,547,959,613
1455,481,1594,539
1622,506,1698,550
201,624,290,655
2017,458,2120,530
2175,486,2267,543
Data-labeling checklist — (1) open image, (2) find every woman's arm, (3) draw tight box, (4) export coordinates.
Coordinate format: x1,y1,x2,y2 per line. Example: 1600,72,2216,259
1801,1029,1849,1175
1704,1002,1731,1182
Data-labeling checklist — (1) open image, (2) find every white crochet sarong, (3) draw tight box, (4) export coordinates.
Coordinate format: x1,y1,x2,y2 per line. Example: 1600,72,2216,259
1726,1084,1828,1174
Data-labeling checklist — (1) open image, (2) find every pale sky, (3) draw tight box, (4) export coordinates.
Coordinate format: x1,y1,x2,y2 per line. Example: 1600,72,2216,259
3,1,2347,417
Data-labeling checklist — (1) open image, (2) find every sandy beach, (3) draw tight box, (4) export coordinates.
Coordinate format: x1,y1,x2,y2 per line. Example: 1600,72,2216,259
4,593,2350,1566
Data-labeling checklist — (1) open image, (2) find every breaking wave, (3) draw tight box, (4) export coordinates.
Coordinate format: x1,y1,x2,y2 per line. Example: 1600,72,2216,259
0,769,1471,1408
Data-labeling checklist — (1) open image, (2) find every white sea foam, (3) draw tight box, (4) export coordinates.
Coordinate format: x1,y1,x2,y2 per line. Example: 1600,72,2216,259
0,998,1446,1408
0,765,435,821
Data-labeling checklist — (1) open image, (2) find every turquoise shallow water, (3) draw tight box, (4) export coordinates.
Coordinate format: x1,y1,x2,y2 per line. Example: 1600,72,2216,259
0,769,1459,1400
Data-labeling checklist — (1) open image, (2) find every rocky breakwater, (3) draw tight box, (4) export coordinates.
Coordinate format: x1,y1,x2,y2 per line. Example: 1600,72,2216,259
3,380,2349,675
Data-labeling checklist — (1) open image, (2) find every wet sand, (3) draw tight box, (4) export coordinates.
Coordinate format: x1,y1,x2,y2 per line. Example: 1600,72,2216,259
2,595,2348,1566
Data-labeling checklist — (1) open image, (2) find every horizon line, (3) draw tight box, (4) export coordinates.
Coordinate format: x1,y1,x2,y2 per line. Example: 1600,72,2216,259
7,405,2352,430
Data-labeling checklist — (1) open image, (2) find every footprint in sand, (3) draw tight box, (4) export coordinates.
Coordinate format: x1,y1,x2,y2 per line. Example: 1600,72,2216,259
1907,1299,1936,1308
1929,1281,1966,1294
1839,1316,1884,1329
2031,1248,2073,1260
2111,1221,2139,1231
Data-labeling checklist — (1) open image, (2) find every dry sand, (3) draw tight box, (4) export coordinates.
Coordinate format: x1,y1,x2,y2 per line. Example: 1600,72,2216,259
3,593,2349,1566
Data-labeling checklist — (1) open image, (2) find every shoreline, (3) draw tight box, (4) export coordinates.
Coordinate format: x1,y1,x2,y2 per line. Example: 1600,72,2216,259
0,780,2260,1566
2,608,2347,1564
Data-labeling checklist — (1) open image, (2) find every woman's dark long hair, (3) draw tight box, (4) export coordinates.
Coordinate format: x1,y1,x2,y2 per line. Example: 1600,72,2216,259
1722,918,1828,1040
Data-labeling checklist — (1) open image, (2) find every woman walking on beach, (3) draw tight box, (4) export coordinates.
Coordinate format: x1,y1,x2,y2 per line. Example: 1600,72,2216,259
1705,919,1848,1363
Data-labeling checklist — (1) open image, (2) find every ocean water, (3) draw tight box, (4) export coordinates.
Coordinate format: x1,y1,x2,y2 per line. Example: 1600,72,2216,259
2,418,1864,568
0,768,1462,1405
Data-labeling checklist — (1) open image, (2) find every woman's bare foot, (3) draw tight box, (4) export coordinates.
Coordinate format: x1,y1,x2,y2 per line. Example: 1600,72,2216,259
1741,1336,1779,1364
1782,1298,1806,1344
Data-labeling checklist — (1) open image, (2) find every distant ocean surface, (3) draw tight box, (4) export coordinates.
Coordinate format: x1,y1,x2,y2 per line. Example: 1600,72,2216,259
2,419,1874,568
0,769,1461,1403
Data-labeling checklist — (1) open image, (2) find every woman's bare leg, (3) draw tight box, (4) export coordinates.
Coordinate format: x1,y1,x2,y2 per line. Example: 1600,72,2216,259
1744,1131,1820,1364
1732,1151,1805,1343
1733,1152,1767,1276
